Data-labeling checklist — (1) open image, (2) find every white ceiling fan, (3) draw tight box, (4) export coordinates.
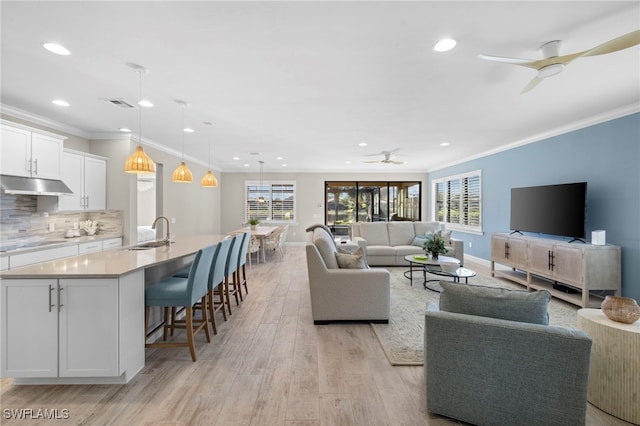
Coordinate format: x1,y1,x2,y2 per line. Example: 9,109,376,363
364,150,405,165
478,29,640,93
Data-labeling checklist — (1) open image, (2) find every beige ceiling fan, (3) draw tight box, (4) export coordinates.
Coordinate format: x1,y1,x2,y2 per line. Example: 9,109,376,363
479,29,640,93
364,150,405,165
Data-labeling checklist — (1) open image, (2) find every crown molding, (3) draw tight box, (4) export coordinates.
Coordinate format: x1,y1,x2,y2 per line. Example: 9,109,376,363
427,103,640,173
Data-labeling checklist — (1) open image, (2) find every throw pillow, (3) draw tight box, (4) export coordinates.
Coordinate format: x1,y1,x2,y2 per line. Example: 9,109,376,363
439,281,551,325
412,235,428,247
335,251,366,269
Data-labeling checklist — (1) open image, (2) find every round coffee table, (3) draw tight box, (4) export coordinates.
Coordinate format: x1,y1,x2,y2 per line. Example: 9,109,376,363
404,254,475,292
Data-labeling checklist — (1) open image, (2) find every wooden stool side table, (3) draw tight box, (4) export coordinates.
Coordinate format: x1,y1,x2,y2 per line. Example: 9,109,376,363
577,308,640,425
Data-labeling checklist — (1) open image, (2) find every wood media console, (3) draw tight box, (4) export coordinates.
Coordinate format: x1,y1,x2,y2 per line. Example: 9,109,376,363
491,233,621,308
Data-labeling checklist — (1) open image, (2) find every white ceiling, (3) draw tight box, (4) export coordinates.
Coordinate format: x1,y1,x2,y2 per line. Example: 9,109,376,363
1,1,639,173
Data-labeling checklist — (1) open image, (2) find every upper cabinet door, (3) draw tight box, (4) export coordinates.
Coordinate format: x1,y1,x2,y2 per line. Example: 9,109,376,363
84,156,106,211
59,151,84,211
30,133,63,179
0,126,31,177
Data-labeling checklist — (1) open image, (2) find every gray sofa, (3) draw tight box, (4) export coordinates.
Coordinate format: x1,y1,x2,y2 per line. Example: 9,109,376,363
350,221,464,266
424,282,592,426
305,226,390,324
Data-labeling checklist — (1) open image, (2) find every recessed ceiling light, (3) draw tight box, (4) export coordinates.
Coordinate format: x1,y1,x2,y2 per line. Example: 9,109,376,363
232,157,240,161
433,38,457,52
440,142,450,147
51,99,69,107
359,142,368,147
276,156,283,160
42,42,70,56
119,128,132,133
345,161,351,164
281,164,287,167
138,100,153,108
183,128,195,133
243,163,249,167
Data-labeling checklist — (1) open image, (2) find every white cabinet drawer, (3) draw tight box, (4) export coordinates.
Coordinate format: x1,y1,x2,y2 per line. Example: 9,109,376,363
10,245,78,269
101,238,122,250
78,241,102,254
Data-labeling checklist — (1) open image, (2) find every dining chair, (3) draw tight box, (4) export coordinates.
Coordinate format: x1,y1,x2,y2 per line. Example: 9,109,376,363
236,230,251,298
144,244,216,361
223,234,242,315
247,234,260,266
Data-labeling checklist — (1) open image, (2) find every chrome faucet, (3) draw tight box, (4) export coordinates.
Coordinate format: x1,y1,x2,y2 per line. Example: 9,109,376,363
151,216,171,244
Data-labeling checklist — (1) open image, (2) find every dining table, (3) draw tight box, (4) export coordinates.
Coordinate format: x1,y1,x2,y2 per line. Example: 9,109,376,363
232,226,279,263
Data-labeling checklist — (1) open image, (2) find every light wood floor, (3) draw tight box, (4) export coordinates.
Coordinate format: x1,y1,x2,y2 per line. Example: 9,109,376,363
0,246,631,425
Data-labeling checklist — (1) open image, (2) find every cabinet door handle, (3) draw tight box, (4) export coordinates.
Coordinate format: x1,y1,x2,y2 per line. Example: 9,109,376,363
49,284,55,312
85,195,89,209
32,159,38,175
58,286,64,311
27,159,32,174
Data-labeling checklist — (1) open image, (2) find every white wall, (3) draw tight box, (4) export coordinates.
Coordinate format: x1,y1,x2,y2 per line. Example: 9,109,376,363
220,171,427,243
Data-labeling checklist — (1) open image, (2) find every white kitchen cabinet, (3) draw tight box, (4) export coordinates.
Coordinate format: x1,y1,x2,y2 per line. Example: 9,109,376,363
1,278,119,378
58,150,106,211
78,241,102,254
102,237,123,250
0,121,64,179
1,279,59,377
1,256,8,271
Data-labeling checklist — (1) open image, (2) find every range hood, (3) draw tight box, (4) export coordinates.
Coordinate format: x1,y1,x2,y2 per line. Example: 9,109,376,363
0,175,73,196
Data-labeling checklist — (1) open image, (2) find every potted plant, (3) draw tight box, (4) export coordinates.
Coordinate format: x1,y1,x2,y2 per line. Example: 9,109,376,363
249,218,260,230
423,231,447,260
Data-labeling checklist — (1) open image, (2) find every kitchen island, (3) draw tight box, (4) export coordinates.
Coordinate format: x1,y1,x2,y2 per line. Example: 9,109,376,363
0,234,227,385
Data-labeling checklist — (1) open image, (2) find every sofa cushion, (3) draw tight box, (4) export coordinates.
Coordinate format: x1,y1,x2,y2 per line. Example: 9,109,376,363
313,228,339,269
395,245,424,257
365,245,397,256
335,250,367,269
359,222,390,246
439,282,551,325
388,222,416,246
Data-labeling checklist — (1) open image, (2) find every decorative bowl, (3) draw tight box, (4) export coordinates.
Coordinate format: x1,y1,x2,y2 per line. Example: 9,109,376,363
601,296,640,324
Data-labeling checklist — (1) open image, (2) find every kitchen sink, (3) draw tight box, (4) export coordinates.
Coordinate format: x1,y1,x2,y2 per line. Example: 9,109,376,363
127,240,172,250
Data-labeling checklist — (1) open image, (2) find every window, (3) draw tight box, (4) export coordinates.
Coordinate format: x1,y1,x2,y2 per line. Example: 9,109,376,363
325,181,421,225
245,181,296,223
433,170,481,234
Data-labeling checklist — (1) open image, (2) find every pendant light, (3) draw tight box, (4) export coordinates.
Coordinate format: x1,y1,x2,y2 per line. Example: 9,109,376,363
201,121,218,187
258,160,265,203
124,65,155,173
172,100,193,183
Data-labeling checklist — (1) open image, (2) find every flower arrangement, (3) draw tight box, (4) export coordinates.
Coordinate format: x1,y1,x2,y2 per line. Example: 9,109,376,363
423,231,447,259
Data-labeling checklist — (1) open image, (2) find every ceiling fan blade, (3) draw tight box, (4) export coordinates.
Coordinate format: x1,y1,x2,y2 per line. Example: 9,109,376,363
521,76,544,94
364,160,380,163
390,160,406,165
580,29,640,58
478,54,539,69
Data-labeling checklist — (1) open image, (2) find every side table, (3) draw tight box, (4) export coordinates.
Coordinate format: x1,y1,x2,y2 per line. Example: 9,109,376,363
577,308,640,425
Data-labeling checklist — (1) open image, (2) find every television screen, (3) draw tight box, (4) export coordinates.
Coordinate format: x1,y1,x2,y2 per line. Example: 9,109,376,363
510,182,587,239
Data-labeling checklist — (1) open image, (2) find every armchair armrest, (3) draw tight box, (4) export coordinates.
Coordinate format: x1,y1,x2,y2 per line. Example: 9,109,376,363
448,238,464,265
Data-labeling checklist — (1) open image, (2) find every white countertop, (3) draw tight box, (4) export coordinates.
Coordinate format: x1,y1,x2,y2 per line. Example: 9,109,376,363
0,234,123,256
0,234,228,278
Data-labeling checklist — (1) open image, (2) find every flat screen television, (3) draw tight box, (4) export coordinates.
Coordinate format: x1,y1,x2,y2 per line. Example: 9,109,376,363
510,182,587,239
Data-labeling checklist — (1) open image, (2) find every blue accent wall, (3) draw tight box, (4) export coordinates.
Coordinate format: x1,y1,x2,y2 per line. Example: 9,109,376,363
428,113,640,302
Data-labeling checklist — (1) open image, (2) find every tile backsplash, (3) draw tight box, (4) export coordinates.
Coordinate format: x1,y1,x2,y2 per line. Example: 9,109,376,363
0,195,123,246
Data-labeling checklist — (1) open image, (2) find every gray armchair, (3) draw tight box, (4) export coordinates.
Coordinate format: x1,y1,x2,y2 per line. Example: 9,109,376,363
424,282,592,426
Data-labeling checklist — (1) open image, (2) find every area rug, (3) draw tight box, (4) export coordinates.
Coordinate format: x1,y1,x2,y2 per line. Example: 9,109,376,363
371,267,579,366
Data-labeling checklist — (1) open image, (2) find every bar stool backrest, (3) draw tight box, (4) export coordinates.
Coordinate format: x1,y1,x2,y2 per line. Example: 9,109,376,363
186,244,217,306
225,234,241,275
237,231,251,268
210,237,232,290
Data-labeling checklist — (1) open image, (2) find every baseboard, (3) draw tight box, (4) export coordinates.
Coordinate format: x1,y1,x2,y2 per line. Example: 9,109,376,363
314,319,389,325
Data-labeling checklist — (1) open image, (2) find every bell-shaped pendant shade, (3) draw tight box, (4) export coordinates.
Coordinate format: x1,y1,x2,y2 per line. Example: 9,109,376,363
125,146,156,173
172,161,193,182
201,170,218,187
